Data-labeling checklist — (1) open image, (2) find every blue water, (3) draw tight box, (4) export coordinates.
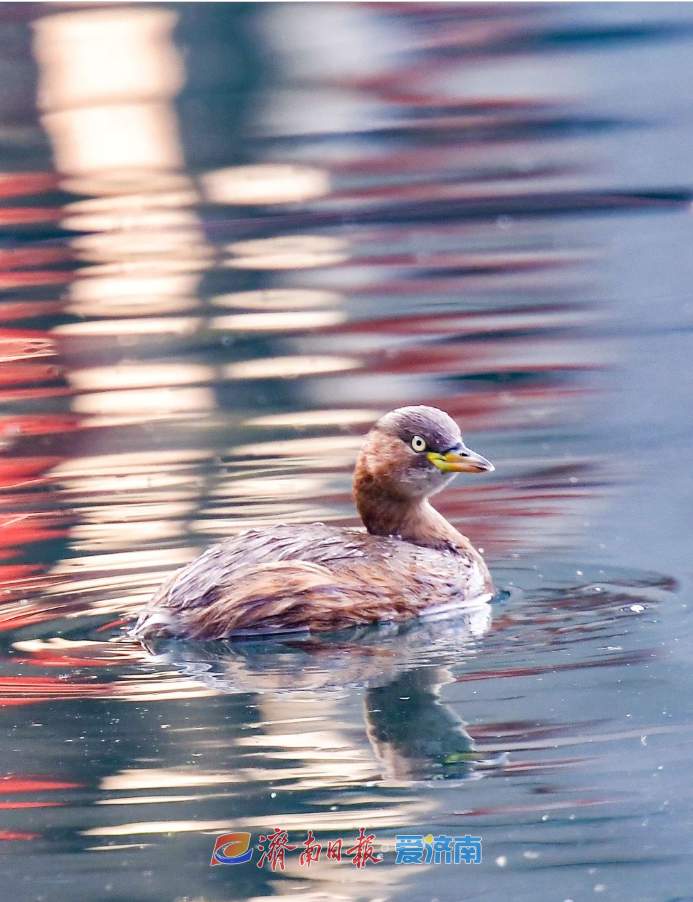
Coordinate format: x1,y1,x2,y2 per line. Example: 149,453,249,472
1,4,693,900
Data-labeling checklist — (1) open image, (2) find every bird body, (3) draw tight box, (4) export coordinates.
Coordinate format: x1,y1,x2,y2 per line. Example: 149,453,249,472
132,406,494,640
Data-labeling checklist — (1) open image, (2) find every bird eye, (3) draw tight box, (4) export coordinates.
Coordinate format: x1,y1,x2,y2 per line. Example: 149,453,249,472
410,435,427,453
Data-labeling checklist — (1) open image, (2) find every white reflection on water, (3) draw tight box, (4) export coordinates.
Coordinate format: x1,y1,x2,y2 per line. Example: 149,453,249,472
34,2,215,442
54,316,201,336
224,355,360,380
211,310,345,332
226,234,350,270
202,163,330,205
33,8,185,182
68,363,214,391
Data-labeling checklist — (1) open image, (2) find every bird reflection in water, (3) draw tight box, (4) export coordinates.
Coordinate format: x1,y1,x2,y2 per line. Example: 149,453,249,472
141,606,506,784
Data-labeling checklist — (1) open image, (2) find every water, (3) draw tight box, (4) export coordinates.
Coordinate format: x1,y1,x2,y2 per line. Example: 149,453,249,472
2,3,693,900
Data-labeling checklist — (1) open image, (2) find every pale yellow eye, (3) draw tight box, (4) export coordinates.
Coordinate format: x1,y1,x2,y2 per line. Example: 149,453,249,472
410,435,427,453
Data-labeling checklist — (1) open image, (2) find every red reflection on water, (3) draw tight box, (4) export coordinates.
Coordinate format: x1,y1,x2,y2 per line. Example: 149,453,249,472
0,167,78,606
0,208,60,226
0,830,40,841
0,775,76,810
0,564,39,583
0,512,65,553
0,172,58,198
1,777,80,792
0,801,61,809
0,414,79,438
0,675,111,707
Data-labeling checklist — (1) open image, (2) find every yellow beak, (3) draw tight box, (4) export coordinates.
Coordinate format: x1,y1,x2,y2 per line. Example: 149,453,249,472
427,444,494,474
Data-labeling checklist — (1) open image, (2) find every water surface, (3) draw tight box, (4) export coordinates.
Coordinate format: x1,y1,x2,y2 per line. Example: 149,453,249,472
2,4,693,901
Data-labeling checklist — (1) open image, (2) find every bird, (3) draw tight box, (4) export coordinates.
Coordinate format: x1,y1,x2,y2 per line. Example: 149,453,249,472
131,405,494,640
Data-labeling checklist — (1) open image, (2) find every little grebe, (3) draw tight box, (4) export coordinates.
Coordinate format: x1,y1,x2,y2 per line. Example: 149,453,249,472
131,406,494,640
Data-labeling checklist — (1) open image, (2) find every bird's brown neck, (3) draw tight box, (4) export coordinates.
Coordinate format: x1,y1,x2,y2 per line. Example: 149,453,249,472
354,471,468,553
